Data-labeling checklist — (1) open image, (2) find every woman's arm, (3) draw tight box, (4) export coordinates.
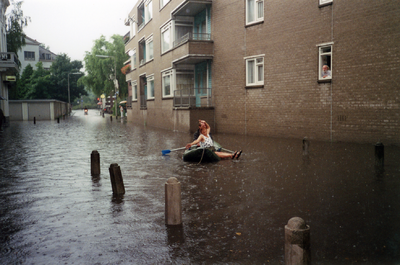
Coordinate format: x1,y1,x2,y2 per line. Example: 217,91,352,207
204,121,211,135
199,120,211,135
186,134,204,149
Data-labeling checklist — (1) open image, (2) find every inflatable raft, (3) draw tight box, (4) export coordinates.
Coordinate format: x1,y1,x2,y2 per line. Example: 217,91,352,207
182,142,222,163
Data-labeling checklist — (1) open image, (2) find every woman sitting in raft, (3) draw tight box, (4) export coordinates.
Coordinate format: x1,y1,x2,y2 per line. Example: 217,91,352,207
185,120,242,159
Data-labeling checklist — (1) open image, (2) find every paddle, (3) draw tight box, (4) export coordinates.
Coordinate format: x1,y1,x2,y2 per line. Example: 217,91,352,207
221,147,235,153
162,147,186,155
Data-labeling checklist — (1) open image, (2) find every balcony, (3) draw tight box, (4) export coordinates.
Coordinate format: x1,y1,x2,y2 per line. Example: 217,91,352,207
124,32,130,44
173,32,212,48
172,0,212,18
173,88,212,108
0,52,19,74
171,38,213,66
140,95,147,109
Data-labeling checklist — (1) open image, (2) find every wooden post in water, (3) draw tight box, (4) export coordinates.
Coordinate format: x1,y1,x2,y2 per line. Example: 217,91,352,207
109,163,125,195
91,150,100,176
375,142,384,168
285,217,310,265
165,177,182,225
302,138,309,156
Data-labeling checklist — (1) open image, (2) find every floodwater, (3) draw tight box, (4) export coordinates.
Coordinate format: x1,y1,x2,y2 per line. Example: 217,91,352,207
0,110,399,265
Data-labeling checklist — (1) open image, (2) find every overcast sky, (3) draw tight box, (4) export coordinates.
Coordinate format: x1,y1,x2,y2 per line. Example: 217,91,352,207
14,0,138,62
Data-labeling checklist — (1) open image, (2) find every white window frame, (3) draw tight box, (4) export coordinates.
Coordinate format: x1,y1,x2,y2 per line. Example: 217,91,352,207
162,69,175,98
145,0,153,24
319,0,333,6
161,21,172,54
160,0,171,9
245,55,264,87
138,37,146,65
318,44,333,81
131,49,136,69
132,80,138,101
147,74,155,99
246,0,264,25
146,35,154,62
130,16,136,38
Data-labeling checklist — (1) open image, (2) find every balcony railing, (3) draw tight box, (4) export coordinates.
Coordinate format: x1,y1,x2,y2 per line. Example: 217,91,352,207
0,52,19,73
173,33,212,48
140,95,147,109
173,88,212,108
123,32,130,44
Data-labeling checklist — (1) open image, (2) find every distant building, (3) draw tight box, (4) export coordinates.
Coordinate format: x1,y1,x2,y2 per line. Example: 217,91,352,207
123,0,400,144
0,0,19,126
17,36,57,73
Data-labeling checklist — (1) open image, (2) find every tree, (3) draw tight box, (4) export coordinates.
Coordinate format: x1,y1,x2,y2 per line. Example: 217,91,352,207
79,35,128,100
24,62,53,99
49,54,86,103
6,0,30,55
22,54,87,101
14,63,33,99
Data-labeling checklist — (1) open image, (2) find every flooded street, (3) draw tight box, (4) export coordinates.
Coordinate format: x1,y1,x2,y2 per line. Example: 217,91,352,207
1,110,400,264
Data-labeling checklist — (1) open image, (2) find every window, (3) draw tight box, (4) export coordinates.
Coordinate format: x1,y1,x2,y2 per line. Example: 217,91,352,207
130,16,136,38
24,51,35,60
147,75,155,99
145,0,152,24
146,36,153,62
246,0,264,25
318,44,332,81
46,54,51,60
319,0,333,6
160,0,170,9
138,2,145,29
139,38,146,65
129,49,137,69
161,22,171,53
132,81,138,101
246,56,264,86
162,70,174,97
138,0,152,30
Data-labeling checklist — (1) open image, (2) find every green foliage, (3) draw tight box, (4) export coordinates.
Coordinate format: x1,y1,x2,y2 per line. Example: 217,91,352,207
6,0,30,55
14,54,87,101
13,64,33,99
72,92,99,109
79,35,128,100
49,54,86,102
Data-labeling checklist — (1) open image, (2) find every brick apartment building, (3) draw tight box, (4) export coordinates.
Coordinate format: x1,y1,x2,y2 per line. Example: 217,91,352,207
124,0,400,144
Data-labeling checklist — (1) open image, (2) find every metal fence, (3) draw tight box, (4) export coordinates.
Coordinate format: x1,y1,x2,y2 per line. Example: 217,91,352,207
173,88,212,108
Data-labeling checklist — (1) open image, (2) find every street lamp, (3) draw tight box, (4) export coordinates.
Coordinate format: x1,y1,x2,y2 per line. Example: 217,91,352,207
68,71,83,114
95,55,118,117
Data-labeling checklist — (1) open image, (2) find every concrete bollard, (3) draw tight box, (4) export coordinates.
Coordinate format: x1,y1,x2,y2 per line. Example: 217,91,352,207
285,217,311,265
375,142,384,168
109,163,125,195
302,138,309,156
91,150,100,176
165,177,182,225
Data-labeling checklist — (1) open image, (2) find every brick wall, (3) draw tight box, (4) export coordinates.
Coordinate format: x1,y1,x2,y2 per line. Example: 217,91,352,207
212,0,400,144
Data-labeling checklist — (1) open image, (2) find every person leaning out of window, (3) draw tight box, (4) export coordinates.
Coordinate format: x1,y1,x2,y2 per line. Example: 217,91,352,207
321,65,331,78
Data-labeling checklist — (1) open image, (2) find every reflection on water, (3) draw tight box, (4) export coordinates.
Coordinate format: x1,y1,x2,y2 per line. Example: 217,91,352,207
0,110,399,264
